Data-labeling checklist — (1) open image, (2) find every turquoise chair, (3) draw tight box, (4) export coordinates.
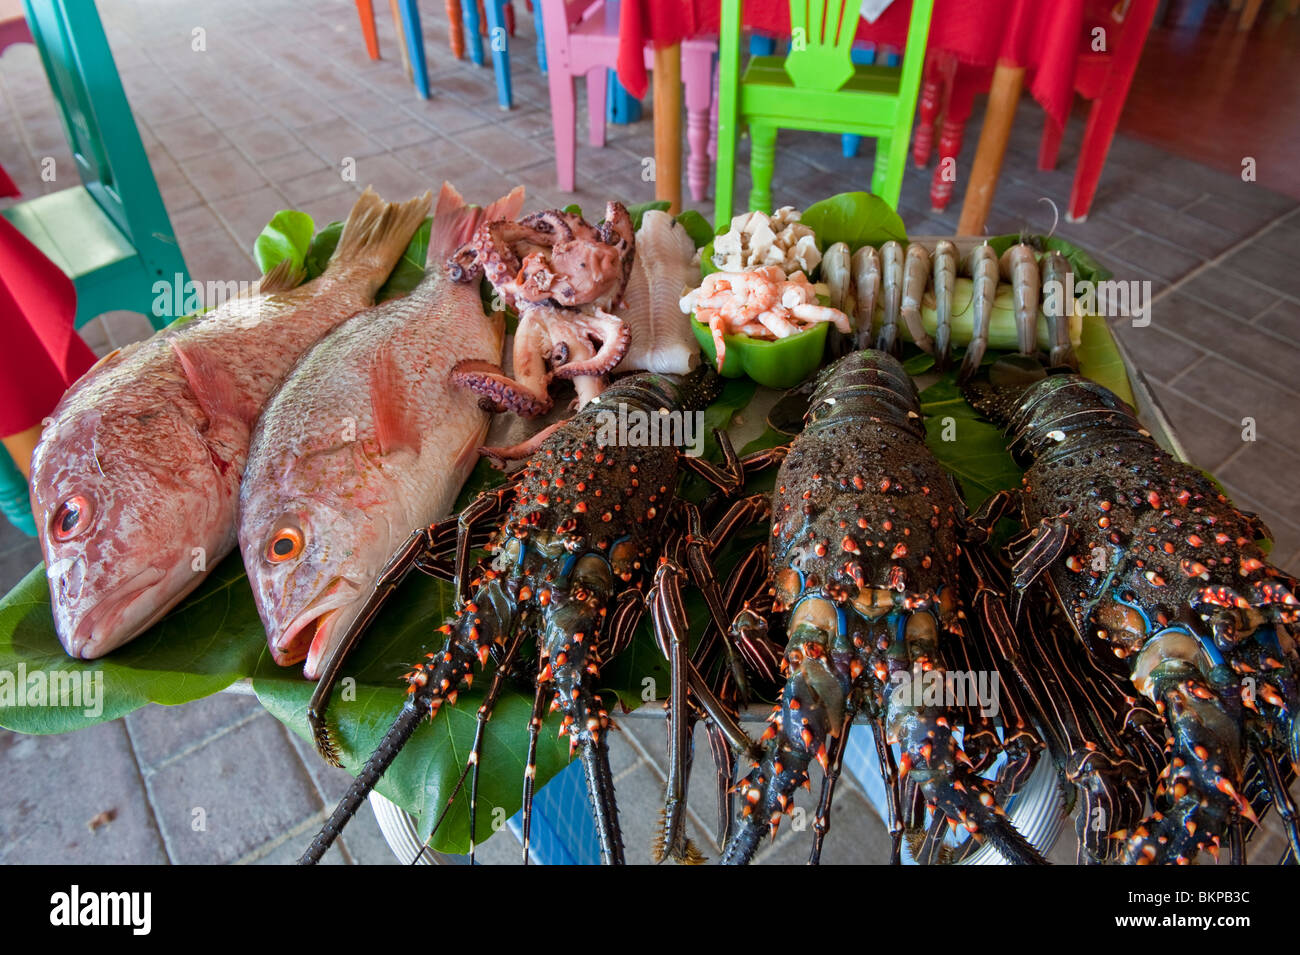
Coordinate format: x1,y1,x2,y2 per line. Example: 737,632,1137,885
2,0,189,332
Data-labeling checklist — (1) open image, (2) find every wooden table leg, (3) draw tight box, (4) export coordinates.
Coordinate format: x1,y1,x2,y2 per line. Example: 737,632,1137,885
653,43,683,214
956,60,1024,236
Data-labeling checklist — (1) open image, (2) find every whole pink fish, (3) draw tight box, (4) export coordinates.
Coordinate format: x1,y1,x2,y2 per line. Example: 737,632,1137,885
30,188,432,659
239,182,524,678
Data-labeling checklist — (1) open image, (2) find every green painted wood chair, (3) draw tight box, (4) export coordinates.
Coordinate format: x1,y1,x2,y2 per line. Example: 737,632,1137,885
2,0,189,331
713,0,935,228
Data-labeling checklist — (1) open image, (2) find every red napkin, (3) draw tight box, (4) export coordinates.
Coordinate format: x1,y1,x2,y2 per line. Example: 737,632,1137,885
0,215,96,436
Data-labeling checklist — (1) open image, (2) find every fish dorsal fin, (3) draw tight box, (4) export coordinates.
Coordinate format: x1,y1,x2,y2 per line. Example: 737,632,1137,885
170,339,254,428
428,181,526,260
368,343,421,456
259,258,307,295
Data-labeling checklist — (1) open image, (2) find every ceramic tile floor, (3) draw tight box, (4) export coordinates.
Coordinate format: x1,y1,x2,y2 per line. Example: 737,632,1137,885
0,0,1296,865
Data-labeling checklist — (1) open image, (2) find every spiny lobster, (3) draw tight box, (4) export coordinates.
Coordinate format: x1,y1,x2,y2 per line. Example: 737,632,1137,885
972,371,1300,864
298,368,778,865
668,350,1050,865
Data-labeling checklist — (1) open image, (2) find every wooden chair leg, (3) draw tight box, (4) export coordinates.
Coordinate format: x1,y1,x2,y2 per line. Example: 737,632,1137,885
714,0,744,229
683,42,714,202
461,0,484,65
356,0,380,59
398,0,430,98
871,135,890,197
548,64,577,191
586,66,607,146
446,0,465,59
1239,0,1264,29
748,123,777,213
484,0,513,109
390,0,413,79
531,0,546,71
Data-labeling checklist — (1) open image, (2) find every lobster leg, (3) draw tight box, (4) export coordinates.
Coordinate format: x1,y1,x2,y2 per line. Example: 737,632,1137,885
808,712,854,864
648,561,707,864
307,479,518,764
538,554,624,864
872,719,906,864
681,428,744,492
521,674,550,865
308,526,441,765
300,575,519,863
1255,744,1300,862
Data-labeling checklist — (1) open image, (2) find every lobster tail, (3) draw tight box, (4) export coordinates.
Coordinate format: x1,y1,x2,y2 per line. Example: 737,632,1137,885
1120,654,1249,864
721,627,844,866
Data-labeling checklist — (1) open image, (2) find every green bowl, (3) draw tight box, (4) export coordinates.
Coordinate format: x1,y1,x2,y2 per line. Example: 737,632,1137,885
690,316,829,389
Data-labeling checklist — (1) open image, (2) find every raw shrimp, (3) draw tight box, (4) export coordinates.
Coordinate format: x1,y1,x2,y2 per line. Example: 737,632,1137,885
958,242,998,383
1000,242,1040,355
877,240,904,355
851,244,881,350
901,242,935,354
932,239,957,370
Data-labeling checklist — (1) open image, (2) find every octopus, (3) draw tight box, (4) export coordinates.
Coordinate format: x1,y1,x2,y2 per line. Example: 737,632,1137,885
448,203,636,418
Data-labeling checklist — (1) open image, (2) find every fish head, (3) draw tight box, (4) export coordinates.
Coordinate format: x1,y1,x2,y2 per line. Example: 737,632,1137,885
240,489,388,679
31,407,229,659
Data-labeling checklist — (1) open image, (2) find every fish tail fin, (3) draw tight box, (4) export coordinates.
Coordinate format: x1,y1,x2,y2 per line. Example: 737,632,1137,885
323,186,433,296
427,181,525,260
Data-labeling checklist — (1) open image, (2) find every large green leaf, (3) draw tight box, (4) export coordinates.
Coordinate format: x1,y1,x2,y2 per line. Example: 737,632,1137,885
0,556,265,734
799,191,907,251
253,210,315,275
1075,313,1136,407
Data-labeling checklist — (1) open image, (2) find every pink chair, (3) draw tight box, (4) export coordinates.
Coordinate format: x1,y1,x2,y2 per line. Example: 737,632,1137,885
540,0,716,200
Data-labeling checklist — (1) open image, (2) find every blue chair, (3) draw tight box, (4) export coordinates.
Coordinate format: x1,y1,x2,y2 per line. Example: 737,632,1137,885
2,0,189,332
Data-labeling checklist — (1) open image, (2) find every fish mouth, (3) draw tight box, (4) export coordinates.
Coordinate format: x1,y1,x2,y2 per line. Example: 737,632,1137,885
60,566,169,659
270,578,359,674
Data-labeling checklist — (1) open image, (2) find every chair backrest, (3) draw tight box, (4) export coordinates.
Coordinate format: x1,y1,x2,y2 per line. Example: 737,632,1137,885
783,0,860,90
21,0,180,274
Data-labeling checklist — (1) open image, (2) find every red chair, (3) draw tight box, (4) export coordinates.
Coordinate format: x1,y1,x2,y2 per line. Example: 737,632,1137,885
1037,0,1159,221
912,0,1158,221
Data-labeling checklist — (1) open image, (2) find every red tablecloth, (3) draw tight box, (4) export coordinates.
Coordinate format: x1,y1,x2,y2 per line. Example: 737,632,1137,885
617,0,1089,126
0,216,95,436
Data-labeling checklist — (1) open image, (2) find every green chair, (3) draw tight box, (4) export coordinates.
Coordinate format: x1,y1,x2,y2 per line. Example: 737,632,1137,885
713,0,935,228
2,0,189,330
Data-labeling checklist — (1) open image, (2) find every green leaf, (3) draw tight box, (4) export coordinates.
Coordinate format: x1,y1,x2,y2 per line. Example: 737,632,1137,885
304,221,343,280
0,557,266,734
625,199,671,230
920,376,1022,511
563,203,583,217
376,217,432,303
799,191,907,251
675,209,716,250
254,210,315,275
903,353,935,375
1076,313,1136,407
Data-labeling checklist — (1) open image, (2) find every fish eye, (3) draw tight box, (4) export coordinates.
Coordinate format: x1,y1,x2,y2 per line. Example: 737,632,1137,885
51,495,91,542
266,526,304,563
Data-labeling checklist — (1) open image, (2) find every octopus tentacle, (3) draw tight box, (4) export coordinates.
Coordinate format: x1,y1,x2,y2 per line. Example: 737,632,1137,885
480,420,569,466
450,310,555,418
551,309,630,380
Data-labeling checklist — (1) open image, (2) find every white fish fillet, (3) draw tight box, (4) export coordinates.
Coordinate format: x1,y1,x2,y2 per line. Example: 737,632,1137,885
614,210,699,374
